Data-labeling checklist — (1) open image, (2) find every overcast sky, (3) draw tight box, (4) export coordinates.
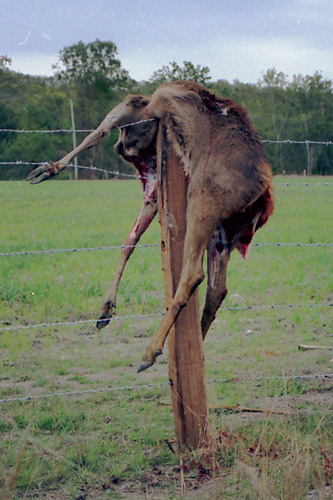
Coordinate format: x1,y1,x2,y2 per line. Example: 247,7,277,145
1,0,332,83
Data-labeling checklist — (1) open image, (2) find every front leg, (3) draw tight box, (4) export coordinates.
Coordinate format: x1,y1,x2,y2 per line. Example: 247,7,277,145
96,196,157,329
26,96,150,184
26,115,117,184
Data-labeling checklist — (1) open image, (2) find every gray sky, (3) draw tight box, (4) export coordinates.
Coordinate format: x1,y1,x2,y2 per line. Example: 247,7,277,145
1,0,332,83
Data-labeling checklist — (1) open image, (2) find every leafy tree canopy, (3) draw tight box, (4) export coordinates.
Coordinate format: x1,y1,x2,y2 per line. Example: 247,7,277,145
150,60,211,85
53,39,132,89
258,67,289,89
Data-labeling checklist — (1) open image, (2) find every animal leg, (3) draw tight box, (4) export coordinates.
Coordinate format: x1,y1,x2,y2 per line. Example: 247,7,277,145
97,196,157,329
27,112,121,183
201,236,230,340
27,97,150,184
138,208,219,372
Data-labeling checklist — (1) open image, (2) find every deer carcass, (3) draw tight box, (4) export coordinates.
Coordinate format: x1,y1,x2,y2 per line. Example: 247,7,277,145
27,81,274,372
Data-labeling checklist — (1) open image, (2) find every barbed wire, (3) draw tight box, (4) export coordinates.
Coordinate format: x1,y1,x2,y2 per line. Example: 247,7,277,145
208,373,333,385
1,302,331,333
1,161,332,186
252,242,332,247
261,139,333,145
0,241,331,258
0,129,94,134
0,312,165,332
63,163,138,179
274,182,333,186
0,128,332,146
0,161,139,179
0,381,170,404
0,373,331,405
221,302,332,311
0,243,159,257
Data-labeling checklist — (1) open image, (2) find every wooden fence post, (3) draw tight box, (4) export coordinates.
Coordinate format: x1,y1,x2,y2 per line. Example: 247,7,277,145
157,123,208,450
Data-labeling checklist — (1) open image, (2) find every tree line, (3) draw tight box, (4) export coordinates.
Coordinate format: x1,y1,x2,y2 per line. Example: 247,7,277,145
0,40,332,180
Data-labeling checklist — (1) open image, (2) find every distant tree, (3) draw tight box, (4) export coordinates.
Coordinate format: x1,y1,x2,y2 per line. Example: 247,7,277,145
51,40,137,175
259,67,289,89
257,68,294,140
256,68,296,172
53,39,132,89
150,61,211,86
290,72,333,174
211,79,234,98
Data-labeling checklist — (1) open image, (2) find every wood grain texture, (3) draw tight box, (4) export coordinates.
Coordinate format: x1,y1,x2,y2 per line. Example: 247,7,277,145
157,124,208,450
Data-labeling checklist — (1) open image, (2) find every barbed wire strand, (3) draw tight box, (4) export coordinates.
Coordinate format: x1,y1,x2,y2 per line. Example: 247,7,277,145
1,241,332,258
0,161,139,179
0,243,159,257
0,129,332,146
0,373,332,405
0,382,170,404
0,312,165,332
0,129,94,134
275,183,333,186
261,139,333,145
1,302,331,333
1,161,333,186
253,242,332,247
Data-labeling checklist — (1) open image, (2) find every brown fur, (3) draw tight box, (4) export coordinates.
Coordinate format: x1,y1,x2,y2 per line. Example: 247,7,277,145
27,81,274,371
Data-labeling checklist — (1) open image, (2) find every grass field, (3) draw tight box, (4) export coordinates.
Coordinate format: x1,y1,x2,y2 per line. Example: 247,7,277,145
0,178,332,499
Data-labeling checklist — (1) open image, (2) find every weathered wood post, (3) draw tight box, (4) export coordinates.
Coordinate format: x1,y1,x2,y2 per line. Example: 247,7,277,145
157,124,208,450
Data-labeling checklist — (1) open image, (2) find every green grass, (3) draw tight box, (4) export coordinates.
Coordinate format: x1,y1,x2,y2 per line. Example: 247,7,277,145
0,178,332,499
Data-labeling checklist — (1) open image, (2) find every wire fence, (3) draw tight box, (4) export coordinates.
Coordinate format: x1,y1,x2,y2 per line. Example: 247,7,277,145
0,161,140,180
1,373,332,405
275,182,333,186
0,243,159,257
1,160,333,185
0,241,332,258
1,302,331,333
261,139,333,146
0,128,332,144
1,130,331,408
0,177,332,333
0,128,94,134
0,128,332,146
0,124,332,180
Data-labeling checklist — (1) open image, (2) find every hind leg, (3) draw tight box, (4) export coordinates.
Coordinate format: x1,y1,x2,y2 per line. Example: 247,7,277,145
201,234,230,340
138,202,220,372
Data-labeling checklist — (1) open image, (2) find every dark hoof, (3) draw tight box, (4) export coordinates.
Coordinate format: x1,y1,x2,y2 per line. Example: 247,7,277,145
96,316,111,330
137,361,154,373
155,349,163,357
97,301,115,330
29,172,51,184
26,162,57,184
26,165,47,181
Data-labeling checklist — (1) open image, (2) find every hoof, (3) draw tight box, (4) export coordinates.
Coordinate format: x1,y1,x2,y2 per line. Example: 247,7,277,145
137,361,154,373
96,316,111,330
155,349,163,357
97,301,115,330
